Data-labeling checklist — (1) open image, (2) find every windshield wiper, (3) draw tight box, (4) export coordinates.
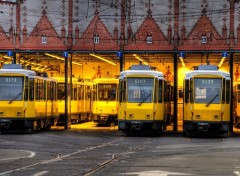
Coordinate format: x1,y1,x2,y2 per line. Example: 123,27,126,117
8,93,22,104
138,93,151,106
206,94,218,107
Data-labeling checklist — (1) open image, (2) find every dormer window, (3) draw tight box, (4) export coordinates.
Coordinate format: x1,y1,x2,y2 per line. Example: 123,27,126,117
41,35,47,44
201,34,207,44
146,33,152,44
94,34,99,44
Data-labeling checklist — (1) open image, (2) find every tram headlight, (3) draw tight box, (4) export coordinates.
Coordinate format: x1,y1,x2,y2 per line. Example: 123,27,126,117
16,111,22,116
0,111,4,116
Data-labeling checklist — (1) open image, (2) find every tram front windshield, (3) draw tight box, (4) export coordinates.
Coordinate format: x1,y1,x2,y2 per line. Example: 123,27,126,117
98,84,117,101
194,78,221,104
127,78,153,103
0,76,23,101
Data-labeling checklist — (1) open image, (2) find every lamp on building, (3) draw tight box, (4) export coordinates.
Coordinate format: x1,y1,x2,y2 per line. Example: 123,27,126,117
218,52,228,68
44,53,82,66
90,54,116,66
179,52,185,68
133,54,148,65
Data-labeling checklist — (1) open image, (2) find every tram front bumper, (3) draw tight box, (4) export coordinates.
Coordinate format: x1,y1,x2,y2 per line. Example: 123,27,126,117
0,119,11,130
118,120,163,131
183,121,229,133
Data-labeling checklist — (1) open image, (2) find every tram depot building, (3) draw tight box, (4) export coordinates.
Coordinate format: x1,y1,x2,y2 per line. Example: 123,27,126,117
0,0,240,132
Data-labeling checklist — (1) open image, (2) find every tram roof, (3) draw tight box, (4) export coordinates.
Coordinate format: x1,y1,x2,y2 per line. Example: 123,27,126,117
51,77,79,82
185,70,230,79
92,78,119,83
119,70,164,79
0,68,36,76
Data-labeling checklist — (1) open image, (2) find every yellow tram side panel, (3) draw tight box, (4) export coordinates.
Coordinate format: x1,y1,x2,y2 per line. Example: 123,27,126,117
92,101,118,116
0,101,27,119
184,103,230,122
119,102,166,121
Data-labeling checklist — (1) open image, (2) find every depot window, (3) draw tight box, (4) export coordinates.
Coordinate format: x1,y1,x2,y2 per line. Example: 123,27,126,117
201,34,207,44
146,33,152,44
93,34,99,44
42,36,47,44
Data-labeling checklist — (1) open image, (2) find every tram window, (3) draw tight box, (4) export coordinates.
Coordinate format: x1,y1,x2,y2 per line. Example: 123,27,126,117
154,79,157,103
29,78,34,101
194,78,221,104
57,83,65,100
122,80,127,102
127,78,153,103
190,78,193,103
24,77,29,101
222,78,226,104
226,80,230,104
119,81,122,102
92,85,96,101
86,86,91,99
53,82,56,100
47,82,51,101
77,85,82,100
238,92,240,103
195,87,206,99
0,76,23,101
158,80,163,103
44,81,46,100
119,81,125,102
164,81,168,102
36,80,40,100
179,90,183,98
184,79,189,103
73,84,77,100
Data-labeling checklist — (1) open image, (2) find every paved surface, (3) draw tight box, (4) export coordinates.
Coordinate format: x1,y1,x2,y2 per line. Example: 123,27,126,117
0,122,240,176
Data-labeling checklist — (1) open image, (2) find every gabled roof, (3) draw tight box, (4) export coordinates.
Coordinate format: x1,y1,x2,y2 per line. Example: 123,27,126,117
125,16,172,51
20,15,67,50
0,26,14,50
73,14,119,51
179,15,228,50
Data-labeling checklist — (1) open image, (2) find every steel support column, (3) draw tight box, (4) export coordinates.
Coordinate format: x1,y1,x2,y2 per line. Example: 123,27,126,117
173,52,178,132
12,52,16,64
120,52,124,72
230,52,233,133
64,54,69,130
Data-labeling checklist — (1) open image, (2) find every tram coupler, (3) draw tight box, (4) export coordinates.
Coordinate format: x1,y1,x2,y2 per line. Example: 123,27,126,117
100,115,108,122
197,123,209,132
130,122,142,131
0,119,11,130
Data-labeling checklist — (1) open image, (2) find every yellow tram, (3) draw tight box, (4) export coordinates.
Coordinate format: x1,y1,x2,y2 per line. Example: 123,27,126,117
183,65,231,135
92,78,119,125
53,77,92,125
0,64,58,132
118,65,173,134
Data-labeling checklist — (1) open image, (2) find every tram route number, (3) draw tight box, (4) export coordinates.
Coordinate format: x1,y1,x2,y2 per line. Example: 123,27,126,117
135,79,146,84
2,77,17,83
201,79,214,85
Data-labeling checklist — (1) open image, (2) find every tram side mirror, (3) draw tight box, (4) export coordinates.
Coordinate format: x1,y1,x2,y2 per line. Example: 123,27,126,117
179,90,183,98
